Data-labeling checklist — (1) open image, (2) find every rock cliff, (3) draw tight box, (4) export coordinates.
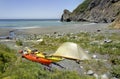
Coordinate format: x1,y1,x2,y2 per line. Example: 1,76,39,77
61,0,120,23
112,14,120,29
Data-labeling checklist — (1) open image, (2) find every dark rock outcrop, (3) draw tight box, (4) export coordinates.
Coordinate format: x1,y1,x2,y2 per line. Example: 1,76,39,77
61,9,71,22
61,0,120,23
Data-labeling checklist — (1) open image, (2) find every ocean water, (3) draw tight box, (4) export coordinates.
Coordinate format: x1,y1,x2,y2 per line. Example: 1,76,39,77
0,19,91,29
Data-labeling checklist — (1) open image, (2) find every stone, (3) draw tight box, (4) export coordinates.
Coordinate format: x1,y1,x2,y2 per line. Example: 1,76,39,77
104,39,112,43
37,39,43,42
92,55,97,59
93,73,99,79
87,70,94,75
60,9,71,22
111,77,118,79
101,74,109,79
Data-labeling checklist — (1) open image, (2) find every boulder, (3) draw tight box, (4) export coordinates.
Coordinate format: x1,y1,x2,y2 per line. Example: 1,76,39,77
61,9,71,22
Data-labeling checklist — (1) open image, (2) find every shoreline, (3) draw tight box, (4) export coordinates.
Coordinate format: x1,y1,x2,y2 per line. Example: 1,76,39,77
0,23,119,36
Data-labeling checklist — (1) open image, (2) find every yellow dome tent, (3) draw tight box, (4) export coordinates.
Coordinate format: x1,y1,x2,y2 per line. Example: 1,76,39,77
52,42,91,60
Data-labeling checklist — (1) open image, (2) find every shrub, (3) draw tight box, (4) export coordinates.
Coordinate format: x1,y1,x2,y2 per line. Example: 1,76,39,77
0,44,16,73
73,0,92,14
16,40,23,46
111,65,120,78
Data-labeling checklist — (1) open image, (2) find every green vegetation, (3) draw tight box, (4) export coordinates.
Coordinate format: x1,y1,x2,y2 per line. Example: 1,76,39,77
0,43,95,79
0,44,16,75
16,39,23,46
110,57,120,65
111,65,120,78
0,32,120,78
110,56,120,78
32,32,120,78
83,60,109,75
1,60,95,79
73,0,92,14
33,32,120,55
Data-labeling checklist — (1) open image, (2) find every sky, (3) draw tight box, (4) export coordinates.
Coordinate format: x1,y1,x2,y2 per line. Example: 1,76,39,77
0,0,84,19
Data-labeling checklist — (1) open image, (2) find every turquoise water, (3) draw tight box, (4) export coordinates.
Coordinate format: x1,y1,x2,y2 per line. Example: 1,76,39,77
0,19,84,29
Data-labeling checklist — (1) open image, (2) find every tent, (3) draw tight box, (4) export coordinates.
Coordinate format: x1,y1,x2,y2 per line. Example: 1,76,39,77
52,42,91,60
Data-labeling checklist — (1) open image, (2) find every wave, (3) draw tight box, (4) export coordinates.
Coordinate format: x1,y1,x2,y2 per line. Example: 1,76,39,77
16,26,41,29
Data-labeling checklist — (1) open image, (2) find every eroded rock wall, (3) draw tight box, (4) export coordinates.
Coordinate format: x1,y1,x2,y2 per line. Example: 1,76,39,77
61,0,120,23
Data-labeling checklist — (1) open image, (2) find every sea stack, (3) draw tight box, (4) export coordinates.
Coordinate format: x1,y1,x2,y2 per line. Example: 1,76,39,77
61,9,71,22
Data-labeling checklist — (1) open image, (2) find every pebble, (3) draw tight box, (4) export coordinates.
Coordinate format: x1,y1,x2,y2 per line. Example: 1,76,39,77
37,39,43,42
101,74,109,79
87,70,94,75
92,55,97,59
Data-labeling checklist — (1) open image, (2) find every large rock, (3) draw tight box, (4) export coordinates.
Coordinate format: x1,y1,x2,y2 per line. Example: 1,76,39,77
61,9,71,22
61,0,120,23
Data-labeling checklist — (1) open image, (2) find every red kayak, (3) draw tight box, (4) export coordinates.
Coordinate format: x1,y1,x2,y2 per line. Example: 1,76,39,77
22,54,52,65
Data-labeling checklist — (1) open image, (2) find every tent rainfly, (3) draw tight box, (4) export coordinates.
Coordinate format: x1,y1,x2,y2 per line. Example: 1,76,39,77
52,42,91,60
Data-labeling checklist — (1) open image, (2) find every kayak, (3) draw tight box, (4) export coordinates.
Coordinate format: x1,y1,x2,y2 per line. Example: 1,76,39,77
46,56,64,62
36,53,64,62
20,48,63,64
36,53,45,58
22,54,52,65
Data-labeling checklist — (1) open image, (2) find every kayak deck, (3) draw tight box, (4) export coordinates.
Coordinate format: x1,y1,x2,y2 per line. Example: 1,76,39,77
22,54,52,65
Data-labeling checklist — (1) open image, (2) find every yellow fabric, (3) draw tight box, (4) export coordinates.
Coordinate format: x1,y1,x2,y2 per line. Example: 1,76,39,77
25,47,32,54
46,56,64,62
36,53,45,58
27,49,32,53
52,42,91,60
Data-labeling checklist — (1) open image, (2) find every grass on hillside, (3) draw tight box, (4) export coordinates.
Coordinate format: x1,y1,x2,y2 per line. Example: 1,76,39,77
32,32,120,78
32,32,120,55
73,0,92,14
1,32,119,79
0,43,95,79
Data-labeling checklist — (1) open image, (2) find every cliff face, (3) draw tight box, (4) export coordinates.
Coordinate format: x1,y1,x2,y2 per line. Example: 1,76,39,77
112,14,120,29
61,0,120,23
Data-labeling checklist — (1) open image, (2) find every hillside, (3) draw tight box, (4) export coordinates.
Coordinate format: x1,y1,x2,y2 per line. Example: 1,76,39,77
111,14,120,29
61,0,120,23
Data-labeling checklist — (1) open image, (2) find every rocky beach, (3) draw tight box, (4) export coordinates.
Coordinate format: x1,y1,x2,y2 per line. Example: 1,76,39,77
0,23,120,79
0,0,120,79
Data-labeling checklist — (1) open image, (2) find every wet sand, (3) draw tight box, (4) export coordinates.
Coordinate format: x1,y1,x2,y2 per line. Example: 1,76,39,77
19,23,110,34
0,23,119,35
